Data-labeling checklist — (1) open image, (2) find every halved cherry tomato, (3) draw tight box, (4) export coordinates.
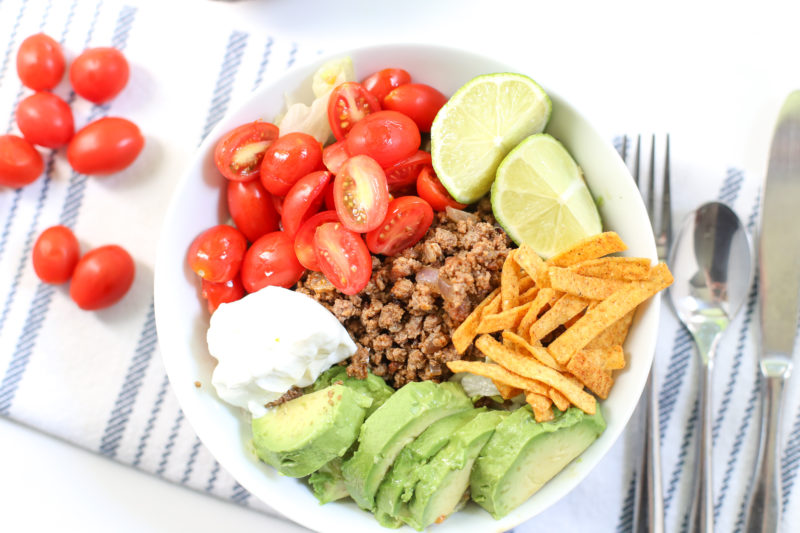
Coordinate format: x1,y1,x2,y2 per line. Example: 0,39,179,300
16,92,74,148
293,210,339,271
327,82,381,141
67,117,144,175
214,121,279,182
69,47,130,104
227,179,279,243
323,177,336,211
384,150,432,193
416,166,467,211
16,33,65,91
346,110,420,168
240,231,304,292
281,170,330,237
260,132,323,196
361,68,412,102
32,225,80,284
186,224,247,283
333,155,389,233
0,134,43,188
383,83,447,132
322,139,350,175
202,276,245,313
314,222,372,295
366,196,434,256
69,245,135,310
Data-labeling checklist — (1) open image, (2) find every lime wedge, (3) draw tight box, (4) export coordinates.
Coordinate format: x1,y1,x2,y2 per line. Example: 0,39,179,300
430,73,551,204
491,133,602,258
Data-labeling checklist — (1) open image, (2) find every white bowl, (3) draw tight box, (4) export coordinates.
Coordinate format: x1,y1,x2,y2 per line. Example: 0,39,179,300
154,43,658,533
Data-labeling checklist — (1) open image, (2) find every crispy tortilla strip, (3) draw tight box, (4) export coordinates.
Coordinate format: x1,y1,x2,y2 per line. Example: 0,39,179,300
473,335,596,414
501,251,521,311
585,310,635,349
477,301,533,334
569,257,652,280
519,274,535,293
547,231,627,267
529,294,590,342
517,288,557,341
503,331,565,371
452,287,501,353
447,360,556,402
566,349,614,399
579,345,627,371
515,245,548,286
548,388,570,411
526,392,555,422
493,380,523,400
518,286,539,304
548,263,673,364
548,266,628,300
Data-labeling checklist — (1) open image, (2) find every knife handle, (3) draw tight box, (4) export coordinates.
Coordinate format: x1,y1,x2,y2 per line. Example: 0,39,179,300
744,374,786,533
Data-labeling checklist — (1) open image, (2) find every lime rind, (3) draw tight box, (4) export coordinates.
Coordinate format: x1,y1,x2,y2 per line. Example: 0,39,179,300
431,73,552,204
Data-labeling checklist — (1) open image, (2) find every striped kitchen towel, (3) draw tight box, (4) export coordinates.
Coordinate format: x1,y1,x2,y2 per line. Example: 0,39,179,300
1,1,799,532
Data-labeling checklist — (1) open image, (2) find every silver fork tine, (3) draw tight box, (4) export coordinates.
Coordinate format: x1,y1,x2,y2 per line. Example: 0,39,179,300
648,134,657,234
657,134,672,260
621,135,628,163
634,134,642,188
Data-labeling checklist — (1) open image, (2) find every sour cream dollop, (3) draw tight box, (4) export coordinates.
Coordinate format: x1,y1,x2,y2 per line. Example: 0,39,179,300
206,286,357,417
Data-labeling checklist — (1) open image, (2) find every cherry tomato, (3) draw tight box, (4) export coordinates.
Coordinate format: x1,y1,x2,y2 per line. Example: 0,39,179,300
240,231,304,292
361,68,411,102
202,277,245,314
346,110,420,168
271,194,284,217
281,170,330,237
260,132,323,196
67,117,144,175
0,134,43,188
323,177,336,211
16,92,74,148
186,225,247,283
16,33,65,91
384,150,432,193
214,121,279,182
366,196,434,256
322,139,350,175
383,83,447,133
227,179,279,243
333,155,389,233
31,225,80,284
416,166,467,211
327,82,381,141
69,47,129,104
293,210,339,271
314,222,372,295
69,245,135,310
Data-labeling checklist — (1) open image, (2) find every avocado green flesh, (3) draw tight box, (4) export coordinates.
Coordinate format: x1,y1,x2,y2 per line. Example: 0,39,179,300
311,367,394,417
252,384,372,478
471,406,606,519
308,457,349,504
342,381,472,510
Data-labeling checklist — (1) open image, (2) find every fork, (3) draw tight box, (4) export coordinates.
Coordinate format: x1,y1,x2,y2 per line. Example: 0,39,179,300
626,134,671,533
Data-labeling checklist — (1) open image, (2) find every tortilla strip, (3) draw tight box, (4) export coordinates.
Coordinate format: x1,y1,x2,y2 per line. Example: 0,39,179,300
493,380,523,400
515,244,548,286
529,294,590,342
548,266,628,300
501,251,521,311
585,310,636,349
569,256,652,280
518,286,539,305
566,349,614,399
519,275,535,293
502,330,565,371
548,388,570,411
526,391,555,422
580,345,627,371
517,288,557,341
547,231,627,267
477,301,533,334
447,360,558,402
451,287,500,353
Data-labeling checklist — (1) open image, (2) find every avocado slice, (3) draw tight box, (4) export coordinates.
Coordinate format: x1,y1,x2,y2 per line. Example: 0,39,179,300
374,408,483,528
308,457,349,504
400,410,507,530
252,384,372,477
311,366,394,416
470,406,606,519
342,381,472,511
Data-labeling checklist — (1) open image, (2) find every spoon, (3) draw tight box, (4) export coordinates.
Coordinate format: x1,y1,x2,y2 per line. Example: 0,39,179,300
667,201,753,533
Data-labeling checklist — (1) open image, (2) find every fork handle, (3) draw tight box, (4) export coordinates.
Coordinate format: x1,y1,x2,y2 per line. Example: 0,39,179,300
635,369,665,533
689,360,715,533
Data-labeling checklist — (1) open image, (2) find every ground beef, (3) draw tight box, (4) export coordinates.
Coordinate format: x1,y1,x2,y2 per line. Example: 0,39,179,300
295,199,512,389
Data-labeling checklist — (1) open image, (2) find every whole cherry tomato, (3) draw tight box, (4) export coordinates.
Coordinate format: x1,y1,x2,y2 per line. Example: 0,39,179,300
240,231,305,292
327,82,381,141
346,110,420,168
384,150,432,193
227,179,279,243
333,155,389,233
321,139,350,175
314,222,372,295
67,117,144,175
186,225,247,283
69,47,129,104
0,134,43,188
361,68,411,102
281,170,330,237
16,92,74,148
31,225,80,284
293,210,339,271
366,196,434,256
382,83,447,132
69,245,135,310
322,177,336,211
260,132,323,196
16,33,65,91
416,166,467,211
202,277,245,313
214,121,279,182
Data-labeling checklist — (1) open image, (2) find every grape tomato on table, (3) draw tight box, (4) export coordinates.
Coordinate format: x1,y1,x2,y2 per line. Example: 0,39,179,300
16,33,65,91
16,92,74,149
70,245,135,311
0,134,44,188
67,117,144,175
32,225,80,284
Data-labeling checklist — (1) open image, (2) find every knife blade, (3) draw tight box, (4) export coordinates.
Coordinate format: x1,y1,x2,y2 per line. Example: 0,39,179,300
744,90,800,533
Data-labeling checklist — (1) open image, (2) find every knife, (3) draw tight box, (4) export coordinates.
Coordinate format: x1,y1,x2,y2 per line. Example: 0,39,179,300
744,91,800,533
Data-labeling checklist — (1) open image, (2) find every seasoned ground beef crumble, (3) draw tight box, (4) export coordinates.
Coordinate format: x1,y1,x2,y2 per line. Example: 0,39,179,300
296,199,512,389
